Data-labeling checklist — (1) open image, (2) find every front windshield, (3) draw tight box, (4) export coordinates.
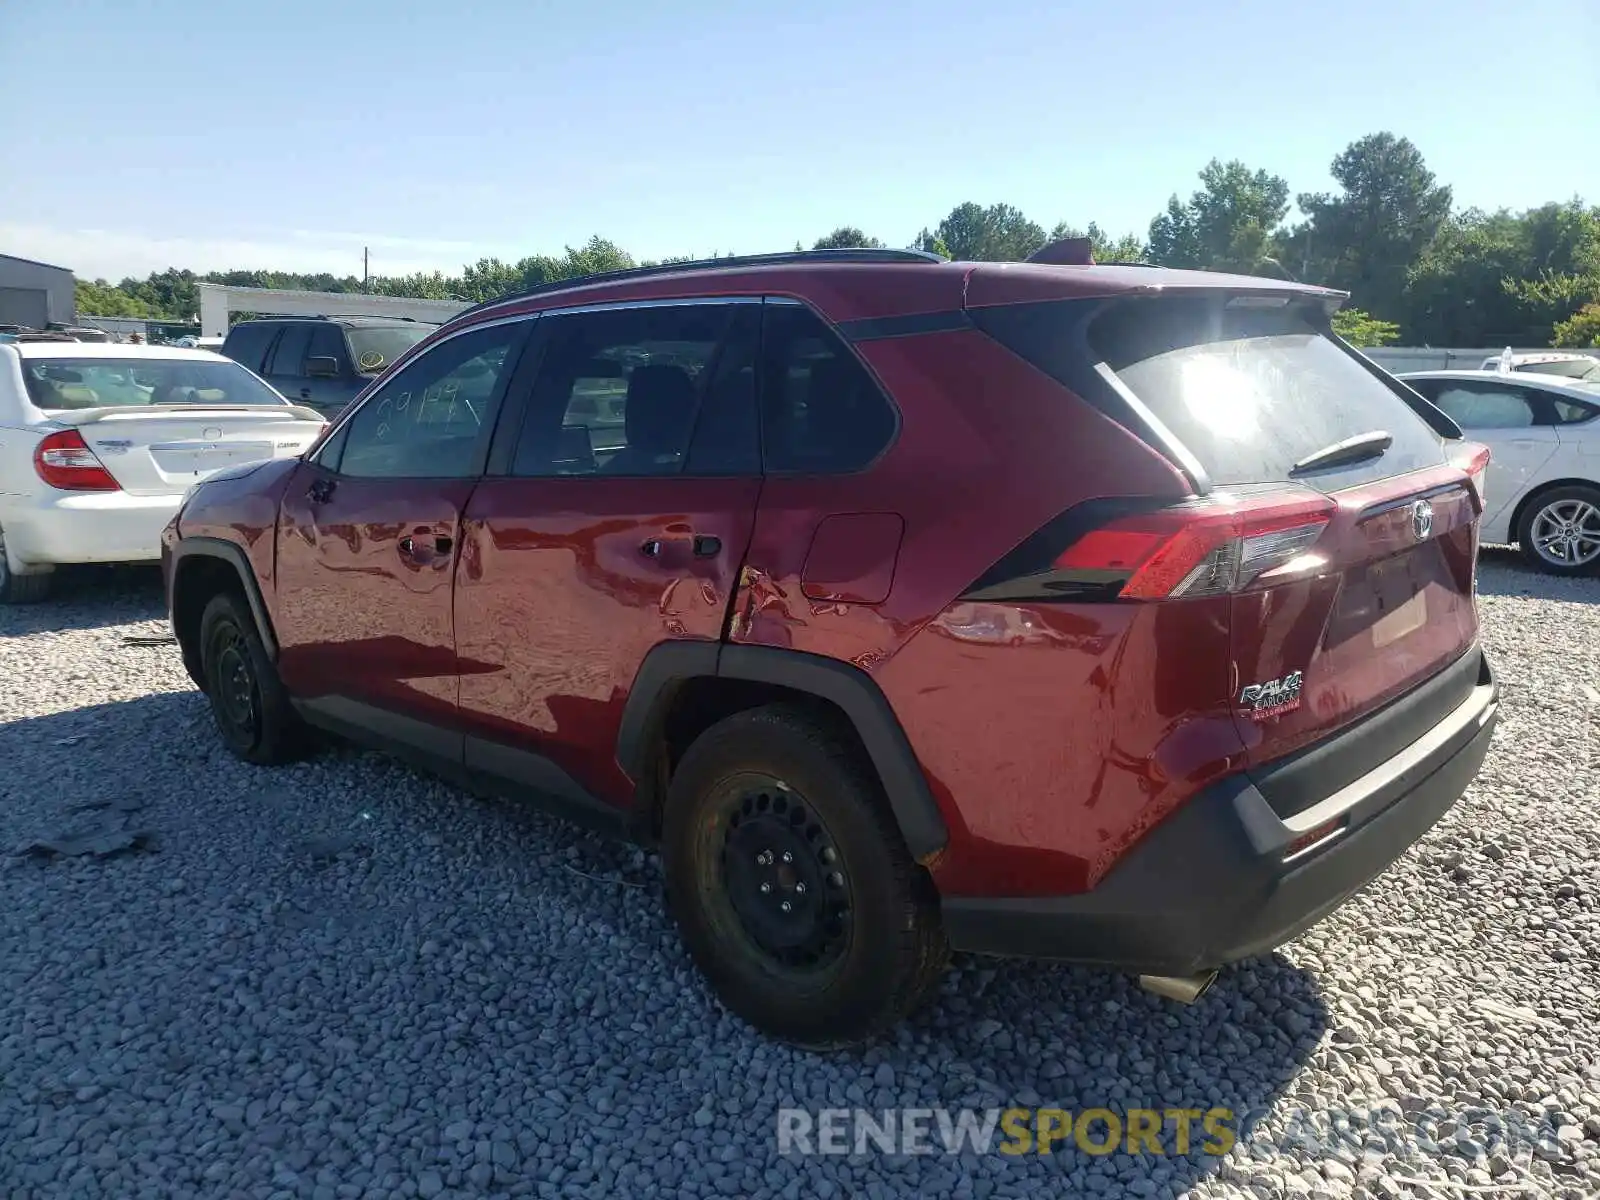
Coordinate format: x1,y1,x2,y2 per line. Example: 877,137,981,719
346,325,434,376
1515,358,1600,381
22,357,291,411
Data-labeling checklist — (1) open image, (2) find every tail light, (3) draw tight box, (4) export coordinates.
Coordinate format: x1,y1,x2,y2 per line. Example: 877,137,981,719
1053,487,1335,600
962,487,1336,604
34,429,121,491
1449,441,1491,512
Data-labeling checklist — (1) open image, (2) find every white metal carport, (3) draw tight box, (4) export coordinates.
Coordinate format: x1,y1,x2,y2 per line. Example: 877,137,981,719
196,283,471,337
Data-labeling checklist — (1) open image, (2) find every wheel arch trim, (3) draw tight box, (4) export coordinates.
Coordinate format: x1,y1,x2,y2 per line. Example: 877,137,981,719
170,536,279,660
617,641,950,862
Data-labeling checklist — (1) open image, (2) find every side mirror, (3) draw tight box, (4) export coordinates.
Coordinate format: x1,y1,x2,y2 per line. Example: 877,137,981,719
305,356,341,378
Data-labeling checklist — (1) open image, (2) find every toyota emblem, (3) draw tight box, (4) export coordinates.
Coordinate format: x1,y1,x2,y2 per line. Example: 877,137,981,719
202,426,223,440
1411,498,1434,541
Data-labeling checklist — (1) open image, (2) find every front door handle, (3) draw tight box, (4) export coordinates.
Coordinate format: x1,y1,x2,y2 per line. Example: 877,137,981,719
300,387,313,399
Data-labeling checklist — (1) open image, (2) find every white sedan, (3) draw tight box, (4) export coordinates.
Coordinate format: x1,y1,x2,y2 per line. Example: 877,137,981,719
1400,369,1600,574
0,342,326,602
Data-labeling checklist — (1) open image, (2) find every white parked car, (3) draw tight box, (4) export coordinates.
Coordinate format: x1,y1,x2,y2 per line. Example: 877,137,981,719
1399,369,1600,574
0,342,327,602
1476,350,1600,383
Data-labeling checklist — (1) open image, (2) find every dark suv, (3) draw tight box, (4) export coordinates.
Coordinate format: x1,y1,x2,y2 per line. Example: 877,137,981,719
164,247,1499,1045
221,315,436,418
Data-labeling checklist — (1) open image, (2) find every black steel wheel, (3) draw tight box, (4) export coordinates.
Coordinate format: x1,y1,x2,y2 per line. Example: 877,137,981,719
662,704,947,1046
718,778,854,975
198,591,308,765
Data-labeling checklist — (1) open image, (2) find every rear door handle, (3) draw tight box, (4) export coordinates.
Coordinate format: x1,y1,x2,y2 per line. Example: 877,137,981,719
399,534,454,560
307,477,336,504
641,534,722,560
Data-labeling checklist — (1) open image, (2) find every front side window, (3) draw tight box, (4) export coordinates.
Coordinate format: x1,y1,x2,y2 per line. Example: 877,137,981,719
511,303,741,477
21,357,291,411
266,324,312,376
307,324,346,369
1431,383,1538,429
337,322,522,479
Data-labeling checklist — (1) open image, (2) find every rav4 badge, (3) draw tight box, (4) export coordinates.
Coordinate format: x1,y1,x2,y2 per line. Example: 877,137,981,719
1239,671,1304,718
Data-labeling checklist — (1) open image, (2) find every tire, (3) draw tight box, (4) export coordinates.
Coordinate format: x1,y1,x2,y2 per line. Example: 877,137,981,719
1516,484,1600,576
0,529,52,604
198,591,308,765
662,703,948,1047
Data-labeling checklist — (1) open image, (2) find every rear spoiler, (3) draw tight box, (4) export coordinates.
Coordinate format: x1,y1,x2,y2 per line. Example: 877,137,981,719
48,403,326,426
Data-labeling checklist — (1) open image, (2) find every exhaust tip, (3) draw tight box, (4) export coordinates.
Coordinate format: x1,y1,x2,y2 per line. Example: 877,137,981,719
1138,970,1219,1005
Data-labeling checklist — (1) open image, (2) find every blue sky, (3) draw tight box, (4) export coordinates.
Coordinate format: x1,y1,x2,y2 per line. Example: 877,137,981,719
2,0,1596,281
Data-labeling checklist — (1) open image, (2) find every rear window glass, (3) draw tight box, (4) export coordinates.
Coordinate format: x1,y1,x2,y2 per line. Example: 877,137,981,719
1515,358,1600,382
22,358,291,411
979,297,1444,488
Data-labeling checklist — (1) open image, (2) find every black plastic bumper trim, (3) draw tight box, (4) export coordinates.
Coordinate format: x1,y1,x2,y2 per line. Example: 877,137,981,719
941,656,1498,974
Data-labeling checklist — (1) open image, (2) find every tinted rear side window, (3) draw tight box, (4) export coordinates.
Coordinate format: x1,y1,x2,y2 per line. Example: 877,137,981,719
760,305,896,473
979,297,1446,489
222,323,277,372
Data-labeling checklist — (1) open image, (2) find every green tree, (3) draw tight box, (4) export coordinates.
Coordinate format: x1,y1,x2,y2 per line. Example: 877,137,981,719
1331,307,1401,347
75,279,153,317
1499,200,1600,342
1290,133,1451,318
459,257,522,302
1147,159,1289,273
1552,303,1600,347
812,227,884,250
1402,209,1542,344
1049,221,1147,262
919,202,1047,261
369,271,456,300
119,268,202,321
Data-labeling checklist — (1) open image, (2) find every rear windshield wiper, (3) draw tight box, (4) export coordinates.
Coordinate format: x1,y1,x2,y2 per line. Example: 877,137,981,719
1290,430,1393,474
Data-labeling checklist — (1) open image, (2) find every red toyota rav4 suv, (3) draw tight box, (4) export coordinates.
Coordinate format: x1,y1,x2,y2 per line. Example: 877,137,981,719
162,247,1499,1045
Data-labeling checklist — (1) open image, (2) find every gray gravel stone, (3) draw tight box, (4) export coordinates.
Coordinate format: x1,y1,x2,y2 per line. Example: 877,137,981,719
0,558,1596,1199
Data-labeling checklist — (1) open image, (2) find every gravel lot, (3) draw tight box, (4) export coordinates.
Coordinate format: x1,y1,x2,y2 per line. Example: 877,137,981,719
1,553,1597,1200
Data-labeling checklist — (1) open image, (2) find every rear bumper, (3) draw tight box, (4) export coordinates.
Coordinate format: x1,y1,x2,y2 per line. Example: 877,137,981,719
941,651,1499,974
0,491,180,566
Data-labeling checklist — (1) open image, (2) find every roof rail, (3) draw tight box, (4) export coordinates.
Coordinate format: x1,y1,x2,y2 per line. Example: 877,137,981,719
453,247,946,322
234,313,426,324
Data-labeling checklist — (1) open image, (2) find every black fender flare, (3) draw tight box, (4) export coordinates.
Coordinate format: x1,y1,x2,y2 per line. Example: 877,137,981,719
170,536,279,660
617,641,949,862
